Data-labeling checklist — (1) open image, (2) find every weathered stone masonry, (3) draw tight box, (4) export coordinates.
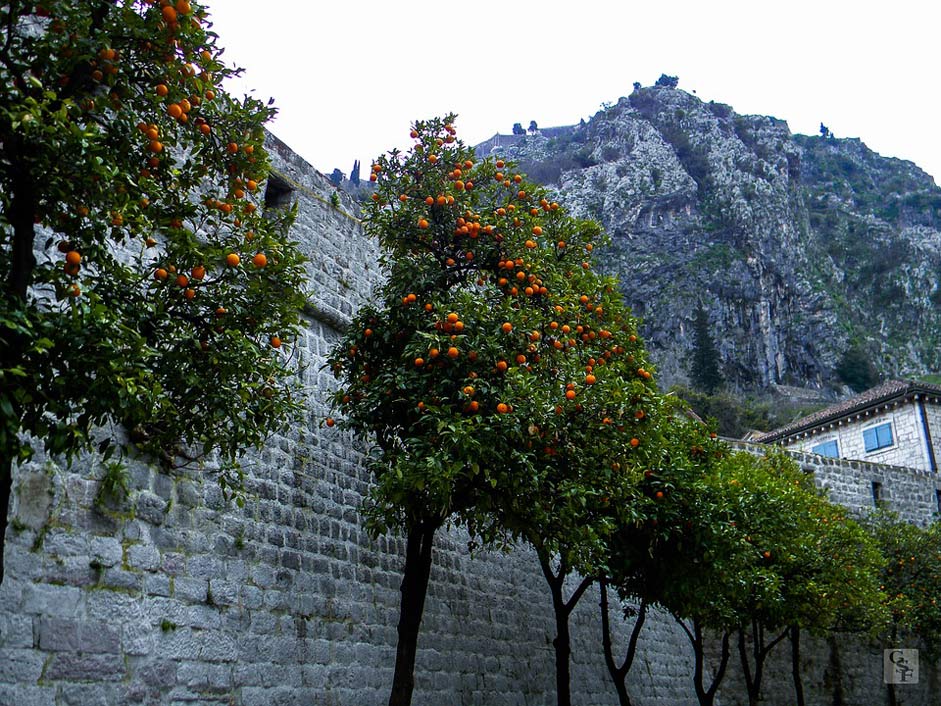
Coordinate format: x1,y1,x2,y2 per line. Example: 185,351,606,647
0,135,939,706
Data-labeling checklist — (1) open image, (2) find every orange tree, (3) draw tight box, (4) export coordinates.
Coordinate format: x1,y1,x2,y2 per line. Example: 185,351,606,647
866,510,941,701
599,409,725,706
326,115,655,706
491,299,665,706
780,497,885,706
717,452,884,706
0,0,307,584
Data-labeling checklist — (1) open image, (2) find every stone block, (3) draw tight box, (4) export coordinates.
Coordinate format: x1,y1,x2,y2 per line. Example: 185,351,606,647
44,652,126,681
0,612,34,649
127,543,161,572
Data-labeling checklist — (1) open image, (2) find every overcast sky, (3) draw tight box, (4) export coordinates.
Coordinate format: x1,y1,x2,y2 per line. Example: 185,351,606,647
208,1,940,185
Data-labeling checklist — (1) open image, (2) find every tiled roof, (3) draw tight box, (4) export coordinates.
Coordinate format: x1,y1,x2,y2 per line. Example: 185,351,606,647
753,379,941,443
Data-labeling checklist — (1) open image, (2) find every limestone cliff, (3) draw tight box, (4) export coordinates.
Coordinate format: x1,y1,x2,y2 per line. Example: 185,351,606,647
477,85,941,393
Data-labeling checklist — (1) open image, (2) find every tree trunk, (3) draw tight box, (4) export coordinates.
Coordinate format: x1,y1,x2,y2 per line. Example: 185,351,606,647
825,635,845,706
739,619,789,706
674,615,730,706
551,580,574,706
791,626,805,706
537,549,594,706
387,521,438,706
599,578,646,706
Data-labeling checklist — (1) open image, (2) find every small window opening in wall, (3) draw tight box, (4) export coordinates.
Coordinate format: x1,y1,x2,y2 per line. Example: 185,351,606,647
264,175,294,209
936,490,941,516
871,481,883,506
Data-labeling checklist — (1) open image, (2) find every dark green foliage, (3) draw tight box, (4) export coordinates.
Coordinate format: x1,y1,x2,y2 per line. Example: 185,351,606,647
655,74,679,89
660,124,711,190
673,386,768,437
836,344,881,392
672,385,829,438
689,304,724,394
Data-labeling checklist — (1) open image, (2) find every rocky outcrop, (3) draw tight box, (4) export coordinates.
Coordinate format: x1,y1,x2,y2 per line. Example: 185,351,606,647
479,85,941,392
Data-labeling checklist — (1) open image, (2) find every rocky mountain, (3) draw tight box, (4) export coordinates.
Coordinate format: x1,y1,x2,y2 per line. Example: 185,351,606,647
476,83,941,395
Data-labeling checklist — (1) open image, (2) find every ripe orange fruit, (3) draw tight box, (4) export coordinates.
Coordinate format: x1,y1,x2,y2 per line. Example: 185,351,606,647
447,346,459,359
176,274,189,288
65,250,81,266
225,253,240,267
630,437,640,448
252,252,267,268
418,218,429,229
270,336,282,348
149,140,163,153
496,360,508,372
585,374,596,385
184,288,196,299
325,417,335,427
176,0,191,14
467,401,479,413
532,226,543,236
565,390,576,400
191,265,206,280
655,491,664,499
496,403,509,414
428,154,438,164
414,357,424,367
167,103,183,119
501,322,513,333
156,84,169,97
446,312,459,323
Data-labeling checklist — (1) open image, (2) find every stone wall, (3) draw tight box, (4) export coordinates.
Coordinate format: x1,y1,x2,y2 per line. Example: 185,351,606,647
734,441,941,525
2,135,941,706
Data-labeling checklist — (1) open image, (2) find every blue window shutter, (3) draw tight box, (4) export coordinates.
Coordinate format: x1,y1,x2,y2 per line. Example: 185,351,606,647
864,423,893,452
864,427,877,452
812,440,839,457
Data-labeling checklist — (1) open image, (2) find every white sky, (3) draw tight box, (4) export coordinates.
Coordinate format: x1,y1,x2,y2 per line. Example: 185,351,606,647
208,1,940,185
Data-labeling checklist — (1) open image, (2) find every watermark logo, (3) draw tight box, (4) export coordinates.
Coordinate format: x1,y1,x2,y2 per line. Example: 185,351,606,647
884,649,919,684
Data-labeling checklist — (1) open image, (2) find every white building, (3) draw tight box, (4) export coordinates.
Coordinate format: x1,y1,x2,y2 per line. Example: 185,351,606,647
754,379,941,473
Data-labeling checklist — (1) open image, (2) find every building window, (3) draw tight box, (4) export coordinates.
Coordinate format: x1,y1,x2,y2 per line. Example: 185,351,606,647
871,481,883,506
863,422,894,453
936,490,941,516
811,439,840,458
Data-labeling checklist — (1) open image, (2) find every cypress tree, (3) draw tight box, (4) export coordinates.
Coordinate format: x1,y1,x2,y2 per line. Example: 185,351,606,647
689,303,724,393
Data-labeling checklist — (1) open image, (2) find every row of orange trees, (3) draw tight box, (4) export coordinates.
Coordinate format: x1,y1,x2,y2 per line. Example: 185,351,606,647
326,117,941,706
